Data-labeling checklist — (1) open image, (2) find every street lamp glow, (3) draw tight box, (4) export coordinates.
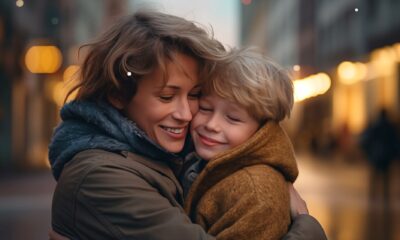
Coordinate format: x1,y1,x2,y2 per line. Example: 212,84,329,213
294,73,331,102
25,45,62,74
338,61,357,84
338,61,367,84
16,0,24,7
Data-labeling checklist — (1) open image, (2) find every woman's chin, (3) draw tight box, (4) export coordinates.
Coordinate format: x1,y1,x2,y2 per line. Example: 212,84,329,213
161,142,185,153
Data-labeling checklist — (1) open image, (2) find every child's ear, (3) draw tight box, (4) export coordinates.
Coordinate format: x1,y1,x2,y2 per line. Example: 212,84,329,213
107,95,125,110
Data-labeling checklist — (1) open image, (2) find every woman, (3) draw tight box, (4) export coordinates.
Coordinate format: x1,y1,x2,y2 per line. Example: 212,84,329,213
49,10,326,240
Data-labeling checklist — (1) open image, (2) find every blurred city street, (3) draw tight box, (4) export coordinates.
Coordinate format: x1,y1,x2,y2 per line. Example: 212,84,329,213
0,153,399,240
1,0,400,239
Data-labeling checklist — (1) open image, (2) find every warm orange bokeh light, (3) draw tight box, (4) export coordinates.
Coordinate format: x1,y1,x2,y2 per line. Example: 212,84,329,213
337,61,367,85
338,61,357,84
294,73,331,102
63,65,80,82
25,45,62,73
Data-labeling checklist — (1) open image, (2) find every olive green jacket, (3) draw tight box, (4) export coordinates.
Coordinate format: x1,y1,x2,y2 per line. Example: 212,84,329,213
52,149,213,240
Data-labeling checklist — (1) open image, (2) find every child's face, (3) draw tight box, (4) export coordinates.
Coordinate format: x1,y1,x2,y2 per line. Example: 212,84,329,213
191,93,260,160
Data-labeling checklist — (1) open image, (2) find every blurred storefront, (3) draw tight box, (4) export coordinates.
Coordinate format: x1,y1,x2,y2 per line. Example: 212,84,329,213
241,0,400,157
0,0,129,171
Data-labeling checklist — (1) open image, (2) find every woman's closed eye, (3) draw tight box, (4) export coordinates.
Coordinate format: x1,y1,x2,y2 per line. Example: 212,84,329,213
159,95,174,102
188,91,202,100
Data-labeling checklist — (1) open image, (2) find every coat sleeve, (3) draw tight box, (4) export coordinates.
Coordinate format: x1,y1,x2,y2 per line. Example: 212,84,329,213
197,166,291,240
73,163,215,240
282,215,327,240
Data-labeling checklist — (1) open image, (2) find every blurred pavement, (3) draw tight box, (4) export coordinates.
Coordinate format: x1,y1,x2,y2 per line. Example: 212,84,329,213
0,171,55,240
0,154,399,240
296,153,400,240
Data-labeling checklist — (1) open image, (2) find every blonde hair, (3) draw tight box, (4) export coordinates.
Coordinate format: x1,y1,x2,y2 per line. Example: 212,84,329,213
203,48,294,122
66,10,225,104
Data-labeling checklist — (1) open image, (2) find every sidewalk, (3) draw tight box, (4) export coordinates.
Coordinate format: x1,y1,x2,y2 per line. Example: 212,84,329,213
295,152,400,240
0,155,399,240
0,171,56,240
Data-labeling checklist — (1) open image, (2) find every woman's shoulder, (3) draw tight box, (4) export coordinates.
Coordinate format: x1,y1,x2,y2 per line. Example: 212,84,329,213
59,149,179,192
57,149,153,186
55,149,182,206
57,150,133,186
63,149,130,172
63,149,172,178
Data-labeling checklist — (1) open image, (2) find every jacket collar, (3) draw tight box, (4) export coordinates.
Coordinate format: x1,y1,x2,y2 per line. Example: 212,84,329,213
185,121,298,214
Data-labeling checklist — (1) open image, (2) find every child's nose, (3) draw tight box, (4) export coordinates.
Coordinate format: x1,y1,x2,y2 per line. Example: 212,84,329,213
205,114,221,132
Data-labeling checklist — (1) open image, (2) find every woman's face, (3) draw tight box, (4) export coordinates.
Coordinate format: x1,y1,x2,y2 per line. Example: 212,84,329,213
123,53,200,153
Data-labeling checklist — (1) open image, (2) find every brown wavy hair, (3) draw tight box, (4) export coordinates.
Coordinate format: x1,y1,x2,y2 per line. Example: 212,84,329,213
66,10,225,105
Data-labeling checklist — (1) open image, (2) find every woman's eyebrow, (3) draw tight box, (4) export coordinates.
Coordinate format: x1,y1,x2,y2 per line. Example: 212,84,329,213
154,85,179,91
158,84,202,90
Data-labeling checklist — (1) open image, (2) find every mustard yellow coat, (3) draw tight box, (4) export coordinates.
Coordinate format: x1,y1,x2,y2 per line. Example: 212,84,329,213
184,122,298,240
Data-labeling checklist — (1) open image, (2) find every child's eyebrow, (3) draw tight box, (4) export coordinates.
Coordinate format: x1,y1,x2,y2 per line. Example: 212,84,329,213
227,103,246,112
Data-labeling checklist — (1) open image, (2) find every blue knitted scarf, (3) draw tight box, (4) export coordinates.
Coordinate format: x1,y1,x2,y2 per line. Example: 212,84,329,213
48,100,191,180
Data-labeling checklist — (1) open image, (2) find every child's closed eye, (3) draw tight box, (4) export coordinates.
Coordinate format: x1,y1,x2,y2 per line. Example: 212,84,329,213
227,115,242,122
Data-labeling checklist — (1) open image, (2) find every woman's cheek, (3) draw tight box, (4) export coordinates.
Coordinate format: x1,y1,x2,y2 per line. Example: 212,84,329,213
189,100,200,116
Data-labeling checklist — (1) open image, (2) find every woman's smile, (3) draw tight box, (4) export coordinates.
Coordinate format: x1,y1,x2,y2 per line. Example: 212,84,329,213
159,125,188,139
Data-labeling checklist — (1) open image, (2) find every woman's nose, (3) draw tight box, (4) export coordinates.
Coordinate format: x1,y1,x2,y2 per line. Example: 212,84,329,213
172,98,193,122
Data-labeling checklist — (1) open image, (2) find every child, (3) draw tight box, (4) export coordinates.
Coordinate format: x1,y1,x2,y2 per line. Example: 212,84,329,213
183,48,298,240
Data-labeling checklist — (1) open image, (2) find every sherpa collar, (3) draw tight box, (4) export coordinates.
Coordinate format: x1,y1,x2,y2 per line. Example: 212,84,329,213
185,121,298,213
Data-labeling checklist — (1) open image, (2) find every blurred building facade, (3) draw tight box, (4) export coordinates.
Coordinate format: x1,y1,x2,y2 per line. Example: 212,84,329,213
241,0,400,155
0,0,129,171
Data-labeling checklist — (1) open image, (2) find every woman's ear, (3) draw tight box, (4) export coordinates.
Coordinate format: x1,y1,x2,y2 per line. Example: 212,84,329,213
107,95,125,110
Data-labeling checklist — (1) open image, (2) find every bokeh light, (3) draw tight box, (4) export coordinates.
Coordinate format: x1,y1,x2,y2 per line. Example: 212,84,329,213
25,46,62,74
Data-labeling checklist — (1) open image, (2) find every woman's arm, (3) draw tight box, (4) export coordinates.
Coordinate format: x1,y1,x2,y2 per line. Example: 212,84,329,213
282,215,327,240
282,184,327,240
